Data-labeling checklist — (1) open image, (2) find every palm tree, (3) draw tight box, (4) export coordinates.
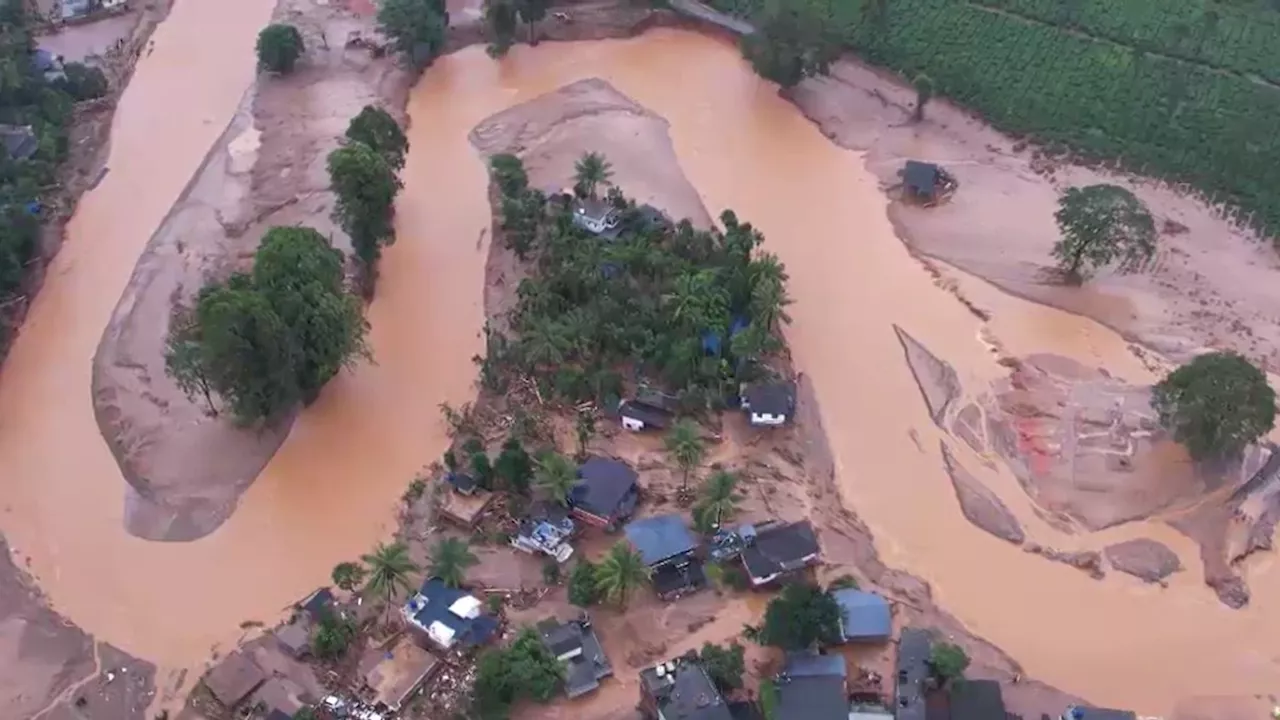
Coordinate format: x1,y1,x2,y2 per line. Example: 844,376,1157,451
693,470,743,532
574,151,613,198
535,451,578,506
665,419,706,492
361,541,420,616
429,537,479,588
749,276,791,331
596,541,649,608
520,316,571,368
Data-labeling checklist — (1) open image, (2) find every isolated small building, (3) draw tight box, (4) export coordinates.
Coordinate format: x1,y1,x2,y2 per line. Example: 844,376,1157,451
570,456,640,529
774,652,848,720
833,588,892,643
639,655,732,720
440,472,496,527
739,381,796,427
402,578,499,652
739,520,820,586
274,620,311,659
299,587,334,620
900,160,957,206
572,196,621,237
537,615,613,698
625,514,705,599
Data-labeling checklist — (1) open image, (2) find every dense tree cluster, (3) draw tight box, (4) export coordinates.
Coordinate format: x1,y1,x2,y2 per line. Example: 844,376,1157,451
471,627,565,720
482,152,791,410
739,1,840,88
377,0,450,69
699,641,746,692
256,23,305,74
0,3,109,349
164,226,369,424
1152,351,1276,461
328,105,407,295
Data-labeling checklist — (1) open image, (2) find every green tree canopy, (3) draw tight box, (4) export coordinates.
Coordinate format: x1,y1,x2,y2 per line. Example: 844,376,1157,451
312,613,357,659
534,451,578,506
429,537,479,588
693,470,743,532
928,642,970,687
485,0,520,57
331,561,366,591
516,0,551,42
665,419,706,492
1151,351,1276,461
494,437,534,494
362,541,419,613
251,226,369,402
699,641,746,692
490,153,530,196
573,151,613,198
567,559,601,607
256,24,305,74
740,1,840,88
754,583,842,650
193,280,302,422
471,627,565,720
596,541,649,608
165,227,368,423
1052,184,1157,279
377,0,449,68
345,105,408,170
327,142,402,288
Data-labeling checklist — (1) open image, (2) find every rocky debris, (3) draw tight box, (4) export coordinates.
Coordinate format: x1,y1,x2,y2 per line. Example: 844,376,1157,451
1104,539,1183,583
1207,574,1249,609
940,442,1025,545
894,325,960,427
1024,543,1104,580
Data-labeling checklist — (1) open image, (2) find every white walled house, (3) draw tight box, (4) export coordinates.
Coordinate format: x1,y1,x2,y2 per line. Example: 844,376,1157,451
740,381,796,427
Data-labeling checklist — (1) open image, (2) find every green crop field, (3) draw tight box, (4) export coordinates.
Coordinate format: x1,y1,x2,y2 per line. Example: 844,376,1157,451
709,0,1280,237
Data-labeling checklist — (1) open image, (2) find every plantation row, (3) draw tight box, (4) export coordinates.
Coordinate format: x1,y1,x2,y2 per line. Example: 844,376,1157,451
710,0,1280,236
972,0,1280,85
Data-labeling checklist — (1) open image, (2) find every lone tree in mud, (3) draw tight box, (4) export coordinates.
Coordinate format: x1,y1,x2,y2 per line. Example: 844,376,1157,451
256,23,305,74
517,0,551,44
1151,351,1276,462
573,151,613,198
912,73,935,122
595,541,649,608
428,537,479,588
740,1,840,88
345,105,409,170
378,0,449,68
362,541,419,616
928,642,970,688
484,0,520,57
1052,184,1157,280
328,142,403,295
665,418,705,493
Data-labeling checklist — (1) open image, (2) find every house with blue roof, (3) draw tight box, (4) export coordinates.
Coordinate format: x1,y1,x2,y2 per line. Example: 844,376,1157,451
624,514,706,599
402,577,499,652
833,588,892,643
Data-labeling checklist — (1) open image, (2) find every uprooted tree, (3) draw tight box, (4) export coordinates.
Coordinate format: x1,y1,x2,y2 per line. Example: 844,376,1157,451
1052,184,1156,280
1151,351,1276,461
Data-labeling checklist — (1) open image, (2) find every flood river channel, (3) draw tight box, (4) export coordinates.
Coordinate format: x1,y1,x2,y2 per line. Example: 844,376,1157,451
0,1,1275,713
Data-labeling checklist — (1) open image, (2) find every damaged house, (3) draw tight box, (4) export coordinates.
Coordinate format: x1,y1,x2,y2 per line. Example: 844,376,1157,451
625,514,705,599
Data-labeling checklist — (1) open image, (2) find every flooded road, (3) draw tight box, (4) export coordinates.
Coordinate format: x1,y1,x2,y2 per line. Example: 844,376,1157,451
0,10,1276,713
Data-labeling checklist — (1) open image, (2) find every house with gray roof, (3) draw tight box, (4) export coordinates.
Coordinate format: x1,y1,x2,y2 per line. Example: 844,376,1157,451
773,652,848,720
738,520,820,586
0,125,38,161
833,588,891,643
739,381,796,427
625,514,706,599
571,456,639,529
572,196,621,238
639,654,732,720
894,627,933,720
537,614,613,698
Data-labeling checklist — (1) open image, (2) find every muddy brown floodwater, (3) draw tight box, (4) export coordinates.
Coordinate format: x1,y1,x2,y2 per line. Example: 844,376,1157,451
1,9,1278,715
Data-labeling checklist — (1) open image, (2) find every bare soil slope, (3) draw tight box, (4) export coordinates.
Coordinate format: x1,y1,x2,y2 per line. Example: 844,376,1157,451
91,0,411,542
